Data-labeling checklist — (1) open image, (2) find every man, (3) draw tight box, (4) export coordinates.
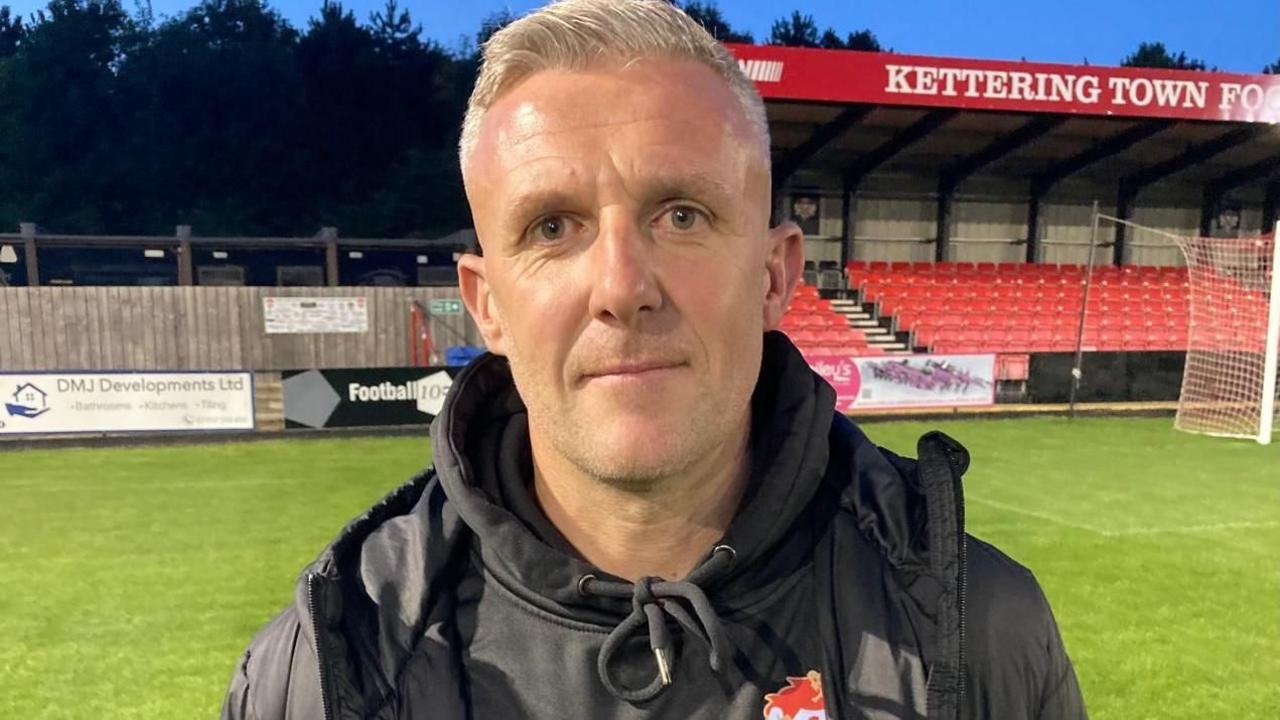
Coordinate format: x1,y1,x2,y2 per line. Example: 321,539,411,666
222,1,1086,718
790,194,821,236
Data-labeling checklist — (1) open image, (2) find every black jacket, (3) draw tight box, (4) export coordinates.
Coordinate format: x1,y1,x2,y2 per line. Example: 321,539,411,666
222,334,1085,719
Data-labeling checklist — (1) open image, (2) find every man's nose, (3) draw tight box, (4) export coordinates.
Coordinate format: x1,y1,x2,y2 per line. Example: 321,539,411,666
587,211,663,326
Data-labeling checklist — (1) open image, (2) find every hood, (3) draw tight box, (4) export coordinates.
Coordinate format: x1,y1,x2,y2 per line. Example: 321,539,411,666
292,330,970,714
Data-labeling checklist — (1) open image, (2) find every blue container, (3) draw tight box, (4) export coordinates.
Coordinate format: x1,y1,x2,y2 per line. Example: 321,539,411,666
445,345,486,367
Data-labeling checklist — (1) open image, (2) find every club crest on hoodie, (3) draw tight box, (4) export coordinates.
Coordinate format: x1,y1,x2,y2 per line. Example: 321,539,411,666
762,671,826,720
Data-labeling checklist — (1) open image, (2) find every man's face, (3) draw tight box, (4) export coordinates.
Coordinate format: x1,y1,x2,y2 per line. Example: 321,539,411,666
1218,207,1240,231
792,197,818,220
459,59,801,484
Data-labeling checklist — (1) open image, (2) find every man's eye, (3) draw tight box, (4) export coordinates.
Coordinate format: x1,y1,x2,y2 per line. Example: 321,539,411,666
665,206,702,231
535,216,568,242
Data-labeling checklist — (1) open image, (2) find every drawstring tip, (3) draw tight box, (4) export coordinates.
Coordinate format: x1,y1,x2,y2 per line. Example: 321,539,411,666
653,647,673,686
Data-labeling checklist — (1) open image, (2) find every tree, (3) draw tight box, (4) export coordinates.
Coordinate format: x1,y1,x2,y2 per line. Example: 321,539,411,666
293,1,381,221
1120,41,1207,71
476,8,514,48
110,0,306,233
0,0,141,231
771,10,879,51
819,28,881,51
369,0,419,58
0,0,477,236
769,10,818,47
0,6,25,56
842,28,881,52
1263,58,1280,74
682,1,752,44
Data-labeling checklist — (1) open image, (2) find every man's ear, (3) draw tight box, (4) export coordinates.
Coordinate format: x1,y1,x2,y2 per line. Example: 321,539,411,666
762,220,805,330
457,253,508,356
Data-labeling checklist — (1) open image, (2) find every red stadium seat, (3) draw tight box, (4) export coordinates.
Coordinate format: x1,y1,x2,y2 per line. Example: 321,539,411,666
1029,327,1054,346
935,327,962,345
1002,327,1028,347
817,329,848,345
1099,328,1124,349
852,261,1198,356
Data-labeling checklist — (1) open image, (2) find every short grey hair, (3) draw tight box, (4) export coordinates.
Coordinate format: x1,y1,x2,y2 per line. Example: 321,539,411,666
458,0,770,170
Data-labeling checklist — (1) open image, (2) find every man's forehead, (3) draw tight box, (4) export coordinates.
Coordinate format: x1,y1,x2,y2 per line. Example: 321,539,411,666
472,60,757,176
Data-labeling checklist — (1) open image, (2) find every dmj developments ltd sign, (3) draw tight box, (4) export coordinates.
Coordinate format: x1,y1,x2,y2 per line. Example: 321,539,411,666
0,372,254,435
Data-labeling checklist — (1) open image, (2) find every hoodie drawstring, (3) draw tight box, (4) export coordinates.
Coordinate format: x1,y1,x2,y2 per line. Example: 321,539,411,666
578,545,736,702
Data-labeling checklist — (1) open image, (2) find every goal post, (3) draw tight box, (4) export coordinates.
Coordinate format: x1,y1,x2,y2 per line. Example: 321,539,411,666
1173,225,1280,444
1258,224,1280,442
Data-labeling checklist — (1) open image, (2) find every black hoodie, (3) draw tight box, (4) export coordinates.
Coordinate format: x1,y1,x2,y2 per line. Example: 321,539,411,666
223,333,1086,719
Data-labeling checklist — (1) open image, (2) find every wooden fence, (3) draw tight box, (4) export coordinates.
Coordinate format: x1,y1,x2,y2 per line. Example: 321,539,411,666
0,286,480,371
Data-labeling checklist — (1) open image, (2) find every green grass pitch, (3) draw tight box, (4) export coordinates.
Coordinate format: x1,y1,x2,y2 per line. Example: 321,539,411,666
1,417,1276,719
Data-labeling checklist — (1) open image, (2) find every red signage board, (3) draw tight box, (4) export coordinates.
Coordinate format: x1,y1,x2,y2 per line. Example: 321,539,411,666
727,44,1280,124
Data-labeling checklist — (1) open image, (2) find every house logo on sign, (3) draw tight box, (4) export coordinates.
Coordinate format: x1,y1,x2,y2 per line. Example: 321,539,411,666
6,382,50,419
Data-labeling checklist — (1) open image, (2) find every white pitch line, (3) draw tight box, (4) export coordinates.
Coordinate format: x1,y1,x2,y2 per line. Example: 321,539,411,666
1100,520,1280,537
0,476,315,491
965,495,1108,535
967,495,1280,538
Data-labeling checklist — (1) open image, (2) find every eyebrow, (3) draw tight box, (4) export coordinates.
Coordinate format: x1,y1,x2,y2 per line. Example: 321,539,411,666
643,170,736,207
506,189,580,230
500,168,739,241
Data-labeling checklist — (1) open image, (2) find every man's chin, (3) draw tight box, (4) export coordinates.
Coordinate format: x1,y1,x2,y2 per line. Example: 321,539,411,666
567,419,695,485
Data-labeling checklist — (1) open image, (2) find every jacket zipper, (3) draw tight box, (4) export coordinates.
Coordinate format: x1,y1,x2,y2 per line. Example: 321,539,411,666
944,443,968,716
307,571,335,720
954,474,967,713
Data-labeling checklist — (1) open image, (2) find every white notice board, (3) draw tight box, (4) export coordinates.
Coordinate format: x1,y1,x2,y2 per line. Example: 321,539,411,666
263,296,368,334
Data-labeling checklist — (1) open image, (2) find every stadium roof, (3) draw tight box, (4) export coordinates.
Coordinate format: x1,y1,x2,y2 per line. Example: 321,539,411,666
729,44,1280,196
728,44,1280,257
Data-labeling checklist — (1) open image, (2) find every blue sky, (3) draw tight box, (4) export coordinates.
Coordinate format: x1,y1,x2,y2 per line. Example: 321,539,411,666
6,0,1278,72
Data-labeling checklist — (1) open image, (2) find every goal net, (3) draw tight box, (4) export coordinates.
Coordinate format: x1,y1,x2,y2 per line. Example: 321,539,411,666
1173,230,1280,444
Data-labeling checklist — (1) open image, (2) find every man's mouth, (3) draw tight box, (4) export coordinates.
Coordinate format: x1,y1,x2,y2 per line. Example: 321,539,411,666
581,360,686,381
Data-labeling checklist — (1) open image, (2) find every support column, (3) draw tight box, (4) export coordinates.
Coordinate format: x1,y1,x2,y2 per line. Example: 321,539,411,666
1263,181,1280,232
771,188,788,229
19,222,38,286
935,178,955,262
1114,184,1136,266
839,178,855,269
321,227,339,286
176,225,194,286
1198,188,1217,237
1025,183,1043,263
